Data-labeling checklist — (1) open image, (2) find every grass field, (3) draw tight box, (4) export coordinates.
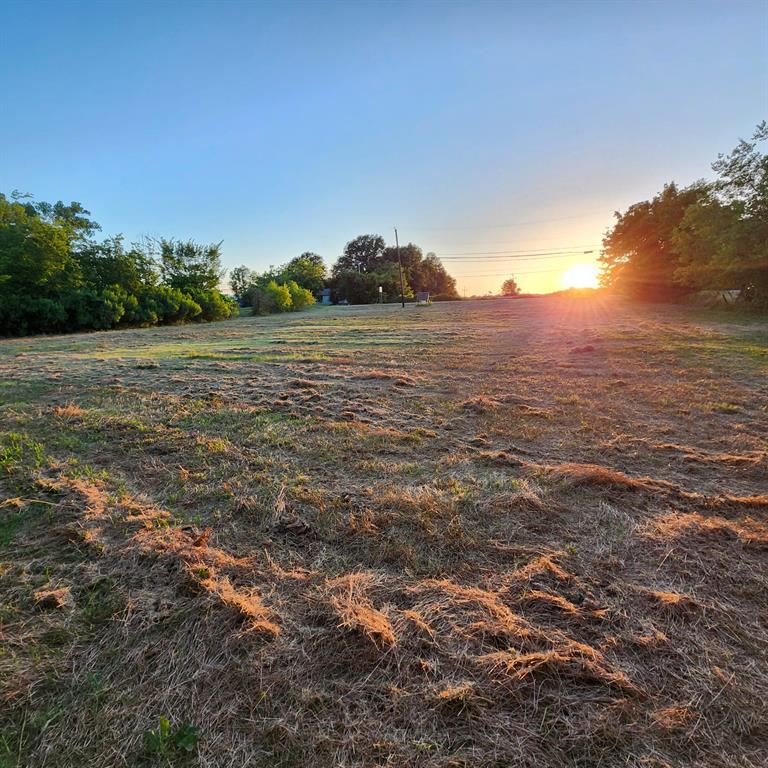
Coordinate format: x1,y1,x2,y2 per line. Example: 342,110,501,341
1,296,767,767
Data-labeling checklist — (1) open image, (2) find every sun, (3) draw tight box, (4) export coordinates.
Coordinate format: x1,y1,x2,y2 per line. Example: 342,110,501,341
562,262,599,289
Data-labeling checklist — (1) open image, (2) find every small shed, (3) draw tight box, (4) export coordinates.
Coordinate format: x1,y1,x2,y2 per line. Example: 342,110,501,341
320,288,332,305
416,291,430,305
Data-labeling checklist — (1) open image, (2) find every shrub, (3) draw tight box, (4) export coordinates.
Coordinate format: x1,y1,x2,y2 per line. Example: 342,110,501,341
249,280,316,315
0,295,68,336
141,285,202,324
188,289,239,321
133,287,163,325
63,286,130,330
0,295,67,336
286,280,315,311
259,280,293,314
70,288,120,329
0,285,216,335
33,298,68,332
119,292,142,324
0,191,242,336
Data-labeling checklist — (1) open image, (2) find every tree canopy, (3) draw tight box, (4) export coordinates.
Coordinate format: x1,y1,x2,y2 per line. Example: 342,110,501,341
233,237,459,307
501,277,520,296
600,183,708,301
329,235,458,303
229,266,253,300
0,192,237,336
333,235,386,275
155,238,224,294
599,122,768,308
280,253,326,294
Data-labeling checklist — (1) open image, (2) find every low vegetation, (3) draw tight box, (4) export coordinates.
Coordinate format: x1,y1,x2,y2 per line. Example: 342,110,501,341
0,195,238,337
1,296,766,767
229,254,323,314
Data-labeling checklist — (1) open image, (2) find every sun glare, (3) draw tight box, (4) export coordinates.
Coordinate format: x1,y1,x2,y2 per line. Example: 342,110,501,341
562,263,599,289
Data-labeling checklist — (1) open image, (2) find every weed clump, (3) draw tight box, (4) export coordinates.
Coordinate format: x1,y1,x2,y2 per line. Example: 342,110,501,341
143,716,199,761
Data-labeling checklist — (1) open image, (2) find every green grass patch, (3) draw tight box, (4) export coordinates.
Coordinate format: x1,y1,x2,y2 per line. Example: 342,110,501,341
0,381,51,407
78,578,124,627
0,502,49,547
0,433,45,473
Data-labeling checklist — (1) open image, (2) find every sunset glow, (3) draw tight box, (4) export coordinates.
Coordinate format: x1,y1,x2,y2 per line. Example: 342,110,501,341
562,263,599,290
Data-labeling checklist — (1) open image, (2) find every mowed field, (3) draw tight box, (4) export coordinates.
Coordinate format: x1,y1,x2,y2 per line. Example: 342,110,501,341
1,297,767,768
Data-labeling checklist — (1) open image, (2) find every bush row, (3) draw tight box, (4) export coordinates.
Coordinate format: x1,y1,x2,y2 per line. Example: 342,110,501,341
0,285,238,337
249,280,315,315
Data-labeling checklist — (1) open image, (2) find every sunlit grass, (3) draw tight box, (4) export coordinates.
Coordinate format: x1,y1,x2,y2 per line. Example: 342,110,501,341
0,297,766,768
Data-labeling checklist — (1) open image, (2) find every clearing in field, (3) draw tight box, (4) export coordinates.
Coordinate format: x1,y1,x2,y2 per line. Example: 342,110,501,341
1,296,767,767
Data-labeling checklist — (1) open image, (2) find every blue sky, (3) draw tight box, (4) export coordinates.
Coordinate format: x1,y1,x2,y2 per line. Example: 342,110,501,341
2,0,766,294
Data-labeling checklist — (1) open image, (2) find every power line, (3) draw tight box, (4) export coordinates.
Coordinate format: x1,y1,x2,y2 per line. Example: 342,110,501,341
441,254,595,264
439,250,597,262
404,211,608,231
430,234,603,247
453,265,591,278
438,245,599,257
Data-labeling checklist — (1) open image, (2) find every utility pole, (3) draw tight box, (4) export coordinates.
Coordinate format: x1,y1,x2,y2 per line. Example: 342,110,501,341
394,227,405,309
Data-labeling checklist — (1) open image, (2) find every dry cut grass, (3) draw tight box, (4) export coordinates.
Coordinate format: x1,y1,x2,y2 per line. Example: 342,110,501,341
1,296,767,767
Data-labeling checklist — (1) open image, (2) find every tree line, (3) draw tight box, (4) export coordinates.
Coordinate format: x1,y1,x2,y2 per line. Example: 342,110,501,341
600,123,767,308
0,193,238,336
230,234,459,311
14,122,755,338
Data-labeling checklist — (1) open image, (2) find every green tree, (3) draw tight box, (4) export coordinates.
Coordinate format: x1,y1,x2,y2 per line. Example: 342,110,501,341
75,236,158,294
280,252,326,293
332,235,385,275
331,263,409,304
328,236,459,303
673,123,768,305
713,120,768,217
331,270,380,304
381,242,421,278
672,198,741,290
501,277,520,296
0,193,82,297
413,253,459,298
599,182,708,300
229,265,253,299
378,244,458,299
39,199,100,241
11,191,101,242
156,238,225,293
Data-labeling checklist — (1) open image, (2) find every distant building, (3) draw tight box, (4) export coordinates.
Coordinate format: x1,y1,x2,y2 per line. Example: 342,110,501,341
320,288,332,305
416,291,430,305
